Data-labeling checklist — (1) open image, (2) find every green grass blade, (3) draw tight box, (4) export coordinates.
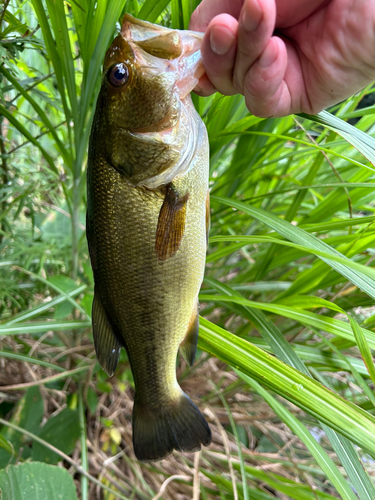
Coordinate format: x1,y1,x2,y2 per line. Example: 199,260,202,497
45,0,78,123
349,316,375,386
0,321,91,336
0,351,66,372
5,285,87,325
236,371,358,500
203,278,371,495
79,387,89,500
300,111,375,166
30,0,71,121
212,196,375,300
198,317,375,456
311,368,375,500
138,0,171,22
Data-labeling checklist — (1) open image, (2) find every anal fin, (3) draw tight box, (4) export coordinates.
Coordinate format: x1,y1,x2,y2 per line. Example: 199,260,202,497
92,290,121,376
155,183,189,261
180,303,199,366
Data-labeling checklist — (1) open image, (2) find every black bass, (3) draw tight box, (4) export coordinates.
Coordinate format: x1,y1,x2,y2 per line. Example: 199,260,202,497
87,14,211,461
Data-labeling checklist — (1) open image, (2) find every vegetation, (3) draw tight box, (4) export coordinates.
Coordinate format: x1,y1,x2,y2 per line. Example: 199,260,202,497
1,0,375,498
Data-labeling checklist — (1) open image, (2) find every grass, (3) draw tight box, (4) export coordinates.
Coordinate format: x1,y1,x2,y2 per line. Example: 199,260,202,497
1,0,375,498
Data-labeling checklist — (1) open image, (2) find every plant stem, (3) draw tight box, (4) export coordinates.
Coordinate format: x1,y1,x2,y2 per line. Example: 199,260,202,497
0,117,9,245
72,176,80,279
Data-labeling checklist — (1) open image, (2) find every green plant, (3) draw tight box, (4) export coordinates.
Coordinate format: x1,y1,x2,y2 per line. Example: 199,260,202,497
1,1,375,499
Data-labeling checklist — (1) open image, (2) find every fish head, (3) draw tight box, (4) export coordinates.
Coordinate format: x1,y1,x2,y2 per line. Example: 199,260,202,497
94,15,204,187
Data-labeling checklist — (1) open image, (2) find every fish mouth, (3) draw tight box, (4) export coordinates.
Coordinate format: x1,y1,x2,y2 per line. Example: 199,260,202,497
122,14,204,100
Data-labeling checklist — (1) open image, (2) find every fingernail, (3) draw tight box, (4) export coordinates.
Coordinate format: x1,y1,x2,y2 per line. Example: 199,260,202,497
194,85,202,93
241,0,262,32
210,25,235,56
259,44,277,68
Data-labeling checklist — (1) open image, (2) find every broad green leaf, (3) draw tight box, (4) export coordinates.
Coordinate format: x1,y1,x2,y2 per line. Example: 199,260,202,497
32,408,80,464
0,387,43,467
0,462,78,500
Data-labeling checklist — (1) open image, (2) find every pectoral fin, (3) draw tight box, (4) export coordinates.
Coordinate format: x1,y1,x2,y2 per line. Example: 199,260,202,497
155,184,189,261
180,304,199,366
92,290,121,376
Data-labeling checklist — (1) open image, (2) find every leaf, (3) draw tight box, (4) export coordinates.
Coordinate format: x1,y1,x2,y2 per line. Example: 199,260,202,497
0,462,78,500
300,111,375,167
212,196,375,301
0,435,14,457
236,371,357,500
2,387,44,449
0,350,65,372
200,293,375,349
198,317,375,457
0,387,44,468
5,285,86,325
0,320,91,336
349,316,375,386
138,0,171,22
203,278,375,499
32,408,80,464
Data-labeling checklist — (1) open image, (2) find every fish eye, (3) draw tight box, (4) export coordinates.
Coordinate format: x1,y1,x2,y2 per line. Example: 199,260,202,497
108,63,129,87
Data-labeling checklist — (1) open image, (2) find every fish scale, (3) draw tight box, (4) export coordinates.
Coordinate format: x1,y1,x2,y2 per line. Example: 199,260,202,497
87,14,211,461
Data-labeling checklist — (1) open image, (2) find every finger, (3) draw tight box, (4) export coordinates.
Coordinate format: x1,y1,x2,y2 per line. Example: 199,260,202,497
193,73,216,97
233,0,276,93
189,0,243,31
199,14,239,96
243,36,292,117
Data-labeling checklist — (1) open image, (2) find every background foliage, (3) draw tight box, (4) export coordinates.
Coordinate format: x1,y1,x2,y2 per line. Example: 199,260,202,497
1,0,375,499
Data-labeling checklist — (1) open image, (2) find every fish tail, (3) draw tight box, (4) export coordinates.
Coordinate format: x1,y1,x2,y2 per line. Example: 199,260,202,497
132,391,211,462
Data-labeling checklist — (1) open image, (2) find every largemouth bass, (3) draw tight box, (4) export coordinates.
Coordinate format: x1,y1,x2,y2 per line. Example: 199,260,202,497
87,14,211,462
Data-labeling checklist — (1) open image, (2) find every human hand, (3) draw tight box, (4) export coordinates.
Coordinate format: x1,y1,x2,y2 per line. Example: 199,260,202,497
189,0,375,117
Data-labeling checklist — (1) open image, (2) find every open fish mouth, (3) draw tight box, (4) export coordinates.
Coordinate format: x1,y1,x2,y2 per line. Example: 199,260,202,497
122,14,204,100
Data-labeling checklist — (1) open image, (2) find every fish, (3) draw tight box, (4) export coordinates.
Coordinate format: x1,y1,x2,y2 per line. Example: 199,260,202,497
86,14,211,462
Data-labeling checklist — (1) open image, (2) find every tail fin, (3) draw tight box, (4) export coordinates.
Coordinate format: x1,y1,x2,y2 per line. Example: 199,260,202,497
132,392,211,462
